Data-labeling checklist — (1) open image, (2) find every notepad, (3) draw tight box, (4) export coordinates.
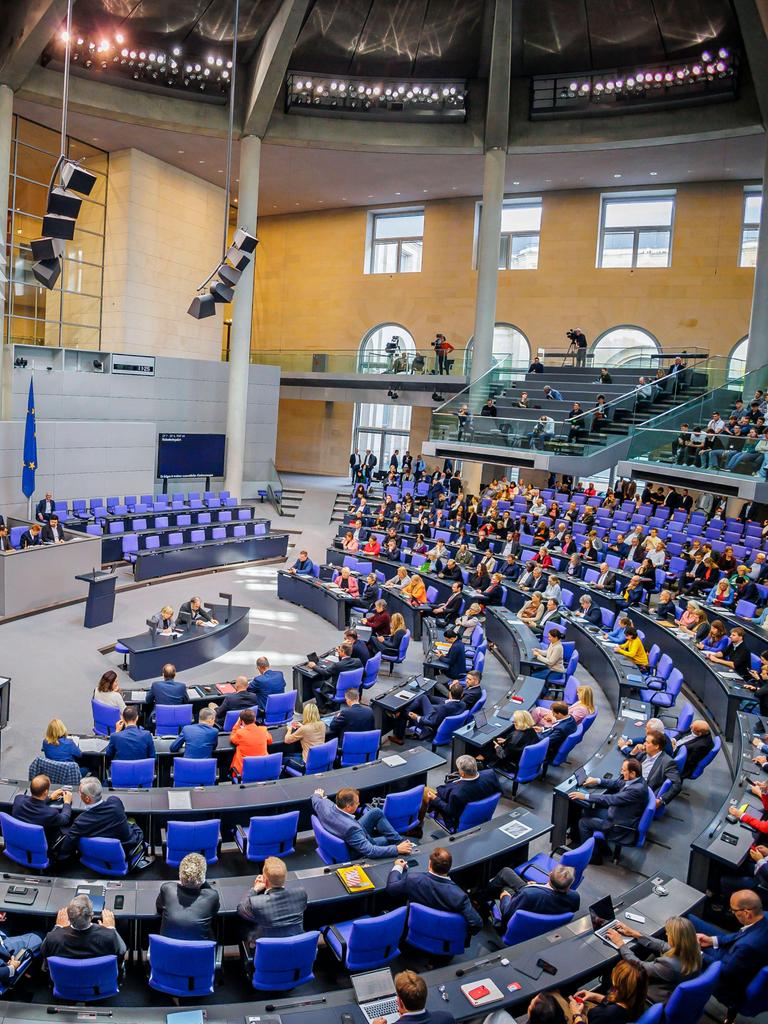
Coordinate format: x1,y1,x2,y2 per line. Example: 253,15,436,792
461,979,504,1007
498,819,532,840
382,754,406,767
167,791,192,810
129,691,146,702
337,865,374,893
216,682,235,694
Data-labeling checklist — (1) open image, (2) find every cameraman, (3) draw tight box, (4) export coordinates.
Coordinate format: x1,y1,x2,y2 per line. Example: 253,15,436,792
567,328,588,367
432,334,454,375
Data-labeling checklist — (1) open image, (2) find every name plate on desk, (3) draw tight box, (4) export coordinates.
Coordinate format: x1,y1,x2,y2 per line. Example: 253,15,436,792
167,791,192,810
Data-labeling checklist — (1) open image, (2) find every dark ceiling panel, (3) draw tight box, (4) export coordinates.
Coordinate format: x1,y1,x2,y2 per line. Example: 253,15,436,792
520,0,591,76
68,0,272,46
290,0,372,74
412,0,484,78
652,0,739,57
350,0,429,76
585,0,664,68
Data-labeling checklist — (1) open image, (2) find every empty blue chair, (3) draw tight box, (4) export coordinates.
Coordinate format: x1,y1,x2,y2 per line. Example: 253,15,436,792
254,522,267,535
322,906,407,971
312,814,352,864
121,534,139,562
241,752,283,782
165,819,221,866
211,527,226,540
148,935,216,997
518,838,595,890
72,499,90,519
405,904,467,958
168,531,184,546
551,722,584,767
431,709,471,749
177,514,192,527
382,629,411,674
155,516,169,528
78,837,129,877
455,791,501,831
340,729,381,766
250,932,319,991
362,651,381,690
237,508,251,520
669,702,694,738
687,734,721,779
235,810,300,861
92,699,121,736
496,737,550,796
108,521,124,534
383,785,424,834
144,535,160,551
503,909,574,946
48,955,119,1002
190,529,206,543
233,524,247,537
343,555,358,570
140,494,154,504
85,523,103,537
197,511,211,524
663,961,721,1023
219,510,232,522
155,704,193,734
0,813,48,869
331,668,364,704
110,758,155,788
133,518,147,531
262,690,297,726
735,964,768,1019
639,667,683,709
173,758,217,787
286,738,338,776
188,492,200,500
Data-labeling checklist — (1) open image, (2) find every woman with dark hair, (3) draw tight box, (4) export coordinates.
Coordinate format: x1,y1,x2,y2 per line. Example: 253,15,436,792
92,670,125,712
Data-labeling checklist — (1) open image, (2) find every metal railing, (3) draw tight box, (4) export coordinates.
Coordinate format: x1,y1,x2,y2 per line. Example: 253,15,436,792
248,346,471,376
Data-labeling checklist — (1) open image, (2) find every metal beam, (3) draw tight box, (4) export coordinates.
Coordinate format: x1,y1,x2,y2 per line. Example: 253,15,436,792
0,0,73,92
483,0,512,152
241,0,312,139
734,0,768,124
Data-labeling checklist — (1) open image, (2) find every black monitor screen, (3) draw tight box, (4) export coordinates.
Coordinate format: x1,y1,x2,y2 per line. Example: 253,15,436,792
157,433,225,479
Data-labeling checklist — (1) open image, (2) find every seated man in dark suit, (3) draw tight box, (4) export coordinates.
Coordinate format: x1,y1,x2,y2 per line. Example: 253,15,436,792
12,774,72,847
0,526,10,552
370,968,455,1024
635,730,682,808
211,675,260,729
430,632,467,682
672,719,715,779
236,855,308,943
58,778,146,863
386,846,481,934
537,702,578,763
344,627,370,668
104,707,155,762
19,524,42,549
247,656,287,711
400,680,468,744
570,758,649,863
430,581,464,626
357,573,380,612
176,596,218,628
326,689,376,741
287,550,314,576
170,708,219,758
146,663,187,712
35,492,56,523
41,894,127,963
575,594,603,627
423,754,501,832
41,515,66,544
486,864,579,932
308,642,363,706
687,889,768,1010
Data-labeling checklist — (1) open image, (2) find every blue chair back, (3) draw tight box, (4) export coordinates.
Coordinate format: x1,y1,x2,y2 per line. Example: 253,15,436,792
740,964,768,1017
383,785,424,834
155,704,193,734
173,758,217,787
456,791,501,831
503,909,574,946
339,907,407,971
305,738,338,774
382,629,411,670
663,961,721,1023
241,753,283,782
263,690,297,726
340,729,381,766
145,535,161,550
560,838,595,888
672,702,695,737
432,709,471,747
406,903,467,957
634,787,657,847
148,935,216,997
243,811,300,860
48,955,119,1002
581,711,597,733
79,837,128,877
92,700,121,736
362,651,381,689
251,931,320,991
516,737,550,783
111,758,155,788
551,722,584,766
688,734,721,779
165,820,220,866
312,814,352,865
333,668,364,702
222,709,242,731
0,812,49,869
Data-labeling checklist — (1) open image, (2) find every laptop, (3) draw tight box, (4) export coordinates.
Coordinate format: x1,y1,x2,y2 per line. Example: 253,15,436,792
472,709,495,738
306,652,319,665
352,968,400,1024
589,895,622,949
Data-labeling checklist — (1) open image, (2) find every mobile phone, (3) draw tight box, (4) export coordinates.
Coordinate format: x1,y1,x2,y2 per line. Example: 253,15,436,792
602,772,613,780
341,1014,354,1024
536,958,557,976
113,895,124,910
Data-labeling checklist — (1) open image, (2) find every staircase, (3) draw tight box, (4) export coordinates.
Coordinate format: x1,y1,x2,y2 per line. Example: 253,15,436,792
278,485,305,519
330,489,352,525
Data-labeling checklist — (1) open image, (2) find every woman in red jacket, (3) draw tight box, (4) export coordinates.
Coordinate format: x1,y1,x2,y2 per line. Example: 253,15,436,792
730,781,768,833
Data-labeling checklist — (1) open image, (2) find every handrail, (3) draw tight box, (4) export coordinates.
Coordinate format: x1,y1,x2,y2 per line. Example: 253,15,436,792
568,363,693,424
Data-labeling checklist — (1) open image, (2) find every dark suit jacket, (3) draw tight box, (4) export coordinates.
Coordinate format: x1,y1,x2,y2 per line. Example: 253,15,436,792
636,750,681,805
176,601,213,627
579,605,603,627
146,679,188,711
676,732,715,779
430,770,501,828
41,523,66,543
59,796,142,860
349,639,370,666
157,881,220,941
707,915,768,1005
19,530,41,549
11,793,72,843
416,698,466,740
585,776,650,843
497,727,539,769
41,923,127,962
391,1012,455,1024
386,866,481,933
170,723,219,759
214,690,260,729
326,702,376,740
35,498,55,521
314,656,363,684
247,670,287,710
478,583,503,606
435,591,463,622
435,639,467,680
541,715,578,761
501,883,580,925
236,885,308,941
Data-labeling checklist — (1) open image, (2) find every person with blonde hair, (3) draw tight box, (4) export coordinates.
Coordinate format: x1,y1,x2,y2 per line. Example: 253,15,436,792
42,719,86,776
370,612,408,657
607,915,702,1003
532,684,595,727
402,572,427,606
520,591,544,627
490,708,539,770
454,602,485,644
283,702,326,772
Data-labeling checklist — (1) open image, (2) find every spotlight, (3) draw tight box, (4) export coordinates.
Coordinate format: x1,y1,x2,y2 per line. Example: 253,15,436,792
116,33,124,44
32,258,62,289
701,50,712,62
188,294,217,319
172,46,181,55
14,357,28,369
718,47,729,59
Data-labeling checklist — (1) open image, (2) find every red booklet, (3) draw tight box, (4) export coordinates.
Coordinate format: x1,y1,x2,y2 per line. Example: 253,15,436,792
216,682,236,694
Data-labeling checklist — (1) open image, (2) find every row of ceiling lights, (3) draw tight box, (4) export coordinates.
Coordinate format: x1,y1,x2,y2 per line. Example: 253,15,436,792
565,47,733,97
292,79,462,101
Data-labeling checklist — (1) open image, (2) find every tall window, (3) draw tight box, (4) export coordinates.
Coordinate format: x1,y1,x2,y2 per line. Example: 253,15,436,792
597,192,675,269
358,323,416,373
591,326,661,367
353,402,412,467
728,336,748,379
4,117,108,349
367,210,424,274
463,323,530,374
499,198,542,269
740,188,761,267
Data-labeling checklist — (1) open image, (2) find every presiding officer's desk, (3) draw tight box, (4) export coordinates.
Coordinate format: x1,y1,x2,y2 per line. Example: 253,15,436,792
117,603,250,680
688,710,767,891
277,569,357,630
99,517,273,564
132,529,288,582
0,746,444,844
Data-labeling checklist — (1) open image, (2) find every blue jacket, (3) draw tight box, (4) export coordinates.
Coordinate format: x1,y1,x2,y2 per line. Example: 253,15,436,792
430,769,501,829
105,726,155,762
416,698,466,740
386,866,482,933
501,882,580,927
170,723,219,759
310,794,398,859
326,702,375,740
706,915,768,1005
291,558,314,575
147,680,188,710
247,670,286,710
540,715,578,760
59,795,143,860
578,604,603,627
435,638,467,680
585,776,650,844
42,737,82,763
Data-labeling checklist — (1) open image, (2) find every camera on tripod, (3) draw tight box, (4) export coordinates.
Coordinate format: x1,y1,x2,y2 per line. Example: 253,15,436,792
566,328,580,348
385,335,402,354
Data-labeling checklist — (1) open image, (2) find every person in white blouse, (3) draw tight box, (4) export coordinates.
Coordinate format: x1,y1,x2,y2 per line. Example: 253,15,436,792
92,670,126,712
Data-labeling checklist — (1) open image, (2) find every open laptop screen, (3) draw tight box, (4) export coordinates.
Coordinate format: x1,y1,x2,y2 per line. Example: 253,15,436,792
352,969,396,1005
589,895,615,932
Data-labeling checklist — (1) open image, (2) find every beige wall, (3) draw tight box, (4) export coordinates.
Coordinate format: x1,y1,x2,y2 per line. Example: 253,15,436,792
102,149,225,360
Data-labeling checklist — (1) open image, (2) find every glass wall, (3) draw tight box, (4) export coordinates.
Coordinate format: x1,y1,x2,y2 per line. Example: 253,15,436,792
353,402,412,466
590,326,661,367
4,117,108,349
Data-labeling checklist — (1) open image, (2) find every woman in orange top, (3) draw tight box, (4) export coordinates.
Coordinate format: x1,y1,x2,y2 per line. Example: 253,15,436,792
402,572,427,606
229,709,272,778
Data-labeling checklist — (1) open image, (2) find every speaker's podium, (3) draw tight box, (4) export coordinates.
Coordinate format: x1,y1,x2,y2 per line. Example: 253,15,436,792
76,569,117,628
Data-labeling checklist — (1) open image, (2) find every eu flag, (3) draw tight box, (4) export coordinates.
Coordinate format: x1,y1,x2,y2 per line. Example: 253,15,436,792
22,378,37,498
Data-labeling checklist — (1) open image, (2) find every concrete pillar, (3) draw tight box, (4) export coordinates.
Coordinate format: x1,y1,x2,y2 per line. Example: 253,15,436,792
470,147,506,384
0,84,13,419
224,134,260,498
746,138,768,374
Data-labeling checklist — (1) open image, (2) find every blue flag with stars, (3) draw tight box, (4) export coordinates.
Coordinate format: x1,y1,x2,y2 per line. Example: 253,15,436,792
22,378,37,498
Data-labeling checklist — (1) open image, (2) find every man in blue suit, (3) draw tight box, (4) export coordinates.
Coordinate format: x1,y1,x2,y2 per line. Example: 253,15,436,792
538,703,578,763
146,664,187,711
575,594,603,627
104,707,155,761
488,864,579,932
371,969,454,1024
425,754,501,832
288,550,314,575
431,632,466,682
688,889,768,1008
326,689,375,742
170,708,219,759
571,758,650,863
386,846,481,934
248,657,286,711
59,778,145,862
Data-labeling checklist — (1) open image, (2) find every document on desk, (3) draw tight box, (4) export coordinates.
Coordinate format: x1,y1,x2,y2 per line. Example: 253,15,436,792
382,754,406,767
129,691,147,702
167,791,192,810
498,818,533,840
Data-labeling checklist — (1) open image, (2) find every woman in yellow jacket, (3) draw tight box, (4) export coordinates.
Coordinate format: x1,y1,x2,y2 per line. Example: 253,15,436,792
402,572,427,606
613,623,649,669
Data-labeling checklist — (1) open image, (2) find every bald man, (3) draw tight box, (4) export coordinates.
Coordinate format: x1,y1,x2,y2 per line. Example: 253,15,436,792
688,889,768,1008
671,719,715,779
209,676,260,730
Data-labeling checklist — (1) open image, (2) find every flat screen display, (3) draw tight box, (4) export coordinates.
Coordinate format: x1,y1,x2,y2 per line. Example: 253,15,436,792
157,433,225,479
